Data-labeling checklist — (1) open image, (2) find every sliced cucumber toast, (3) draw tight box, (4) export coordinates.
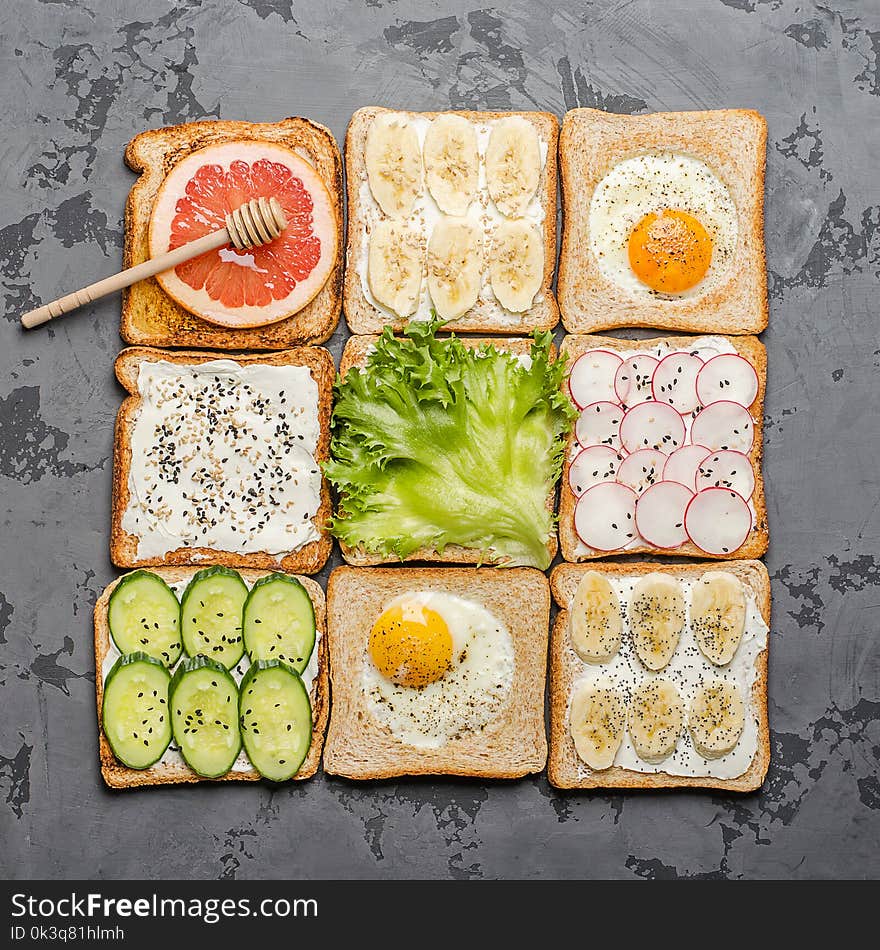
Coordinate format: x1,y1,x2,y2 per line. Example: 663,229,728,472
243,573,316,672
240,660,312,782
102,653,172,769
101,569,319,782
169,656,241,778
180,567,247,669
108,571,182,666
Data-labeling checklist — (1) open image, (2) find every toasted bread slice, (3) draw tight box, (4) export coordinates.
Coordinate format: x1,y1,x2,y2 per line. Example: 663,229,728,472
323,566,548,779
122,117,343,349
334,335,558,566
95,567,328,789
111,346,333,574
548,560,770,791
344,106,559,335
559,333,768,562
558,108,767,335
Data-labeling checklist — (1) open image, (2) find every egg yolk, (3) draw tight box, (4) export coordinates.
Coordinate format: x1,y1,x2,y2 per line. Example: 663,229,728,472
627,209,712,294
369,604,453,688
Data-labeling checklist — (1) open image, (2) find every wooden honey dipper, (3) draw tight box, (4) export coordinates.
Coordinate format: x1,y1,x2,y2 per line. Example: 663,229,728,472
21,196,287,329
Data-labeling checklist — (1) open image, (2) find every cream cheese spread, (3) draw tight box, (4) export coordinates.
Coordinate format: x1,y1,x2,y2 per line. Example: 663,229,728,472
121,359,321,561
566,574,768,779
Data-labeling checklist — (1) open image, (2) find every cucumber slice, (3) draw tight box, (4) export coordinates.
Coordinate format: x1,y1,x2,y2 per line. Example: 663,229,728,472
242,574,316,673
239,660,312,781
108,571,182,666
169,656,241,778
102,653,172,769
179,567,247,669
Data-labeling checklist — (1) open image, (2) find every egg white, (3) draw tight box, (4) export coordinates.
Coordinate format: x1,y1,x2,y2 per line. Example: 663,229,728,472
589,152,738,300
362,591,515,749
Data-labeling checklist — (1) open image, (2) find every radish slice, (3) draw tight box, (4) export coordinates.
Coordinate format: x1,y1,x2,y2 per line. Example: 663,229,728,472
635,480,694,549
684,488,752,555
619,401,686,455
574,482,638,551
696,353,759,409
663,444,712,492
569,445,622,496
616,448,667,495
569,350,623,408
691,400,754,453
651,352,703,414
696,450,756,500
614,354,658,406
575,401,624,449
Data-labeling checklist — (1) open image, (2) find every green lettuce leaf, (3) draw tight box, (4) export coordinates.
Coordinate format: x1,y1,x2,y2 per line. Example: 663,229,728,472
325,317,576,569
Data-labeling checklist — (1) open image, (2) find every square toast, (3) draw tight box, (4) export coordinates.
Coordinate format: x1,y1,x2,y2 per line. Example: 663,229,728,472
558,108,767,335
548,560,770,791
334,334,558,566
322,566,549,779
344,106,559,335
95,567,328,789
559,333,768,562
122,117,343,349
111,345,334,574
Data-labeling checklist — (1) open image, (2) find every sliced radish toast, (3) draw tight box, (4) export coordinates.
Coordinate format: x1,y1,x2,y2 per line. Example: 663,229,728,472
569,445,622,496
149,140,338,328
564,340,763,557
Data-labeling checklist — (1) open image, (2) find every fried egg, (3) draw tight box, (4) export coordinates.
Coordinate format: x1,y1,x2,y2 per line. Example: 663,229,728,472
589,152,738,299
363,591,515,749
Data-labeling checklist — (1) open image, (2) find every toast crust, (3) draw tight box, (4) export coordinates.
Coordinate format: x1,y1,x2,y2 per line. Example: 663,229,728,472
122,117,343,349
558,333,768,562
95,567,329,789
334,335,559,566
110,346,333,574
322,567,549,779
344,106,559,335
558,108,767,335
547,559,770,791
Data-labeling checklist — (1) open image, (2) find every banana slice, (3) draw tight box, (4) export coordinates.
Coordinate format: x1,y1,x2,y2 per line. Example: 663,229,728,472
569,680,626,770
569,571,622,663
628,679,684,763
689,680,745,758
367,220,424,318
365,113,423,217
485,116,542,218
690,572,747,666
427,217,482,319
629,574,685,671
423,114,479,216
490,220,544,313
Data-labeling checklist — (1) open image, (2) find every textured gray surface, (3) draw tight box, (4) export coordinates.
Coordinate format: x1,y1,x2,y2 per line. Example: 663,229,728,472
0,0,878,880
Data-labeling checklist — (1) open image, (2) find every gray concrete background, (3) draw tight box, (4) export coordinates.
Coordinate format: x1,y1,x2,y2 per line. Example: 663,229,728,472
0,0,878,880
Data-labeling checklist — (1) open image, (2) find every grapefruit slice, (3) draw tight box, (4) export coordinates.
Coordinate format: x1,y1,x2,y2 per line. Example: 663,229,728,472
149,141,337,328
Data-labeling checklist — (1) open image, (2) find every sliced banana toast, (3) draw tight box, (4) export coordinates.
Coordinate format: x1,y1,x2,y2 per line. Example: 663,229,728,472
344,106,559,334
548,560,770,792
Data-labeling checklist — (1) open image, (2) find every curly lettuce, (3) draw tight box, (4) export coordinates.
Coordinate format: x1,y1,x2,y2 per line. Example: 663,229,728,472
325,318,576,569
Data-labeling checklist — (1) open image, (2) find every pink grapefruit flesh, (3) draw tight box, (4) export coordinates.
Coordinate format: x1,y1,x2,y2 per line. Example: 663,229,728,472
149,141,337,328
